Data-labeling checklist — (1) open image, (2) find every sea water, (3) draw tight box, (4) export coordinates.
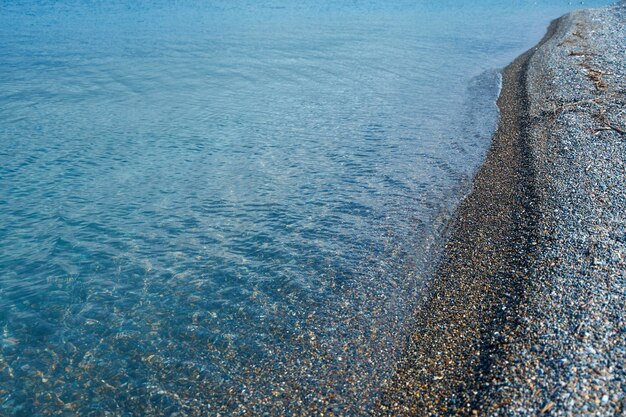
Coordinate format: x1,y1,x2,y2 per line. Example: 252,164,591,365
0,0,614,414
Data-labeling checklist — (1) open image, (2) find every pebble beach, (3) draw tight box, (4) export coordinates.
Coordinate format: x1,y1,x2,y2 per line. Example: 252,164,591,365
377,1,625,415
0,2,623,416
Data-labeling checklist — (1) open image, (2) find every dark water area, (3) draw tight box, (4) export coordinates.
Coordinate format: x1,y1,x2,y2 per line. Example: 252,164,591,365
0,0,614,414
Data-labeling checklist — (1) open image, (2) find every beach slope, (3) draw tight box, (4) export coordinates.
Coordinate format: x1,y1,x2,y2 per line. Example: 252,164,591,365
377,1,625,415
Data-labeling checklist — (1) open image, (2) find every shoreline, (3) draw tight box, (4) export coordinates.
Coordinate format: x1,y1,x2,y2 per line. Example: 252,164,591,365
376,1,625,415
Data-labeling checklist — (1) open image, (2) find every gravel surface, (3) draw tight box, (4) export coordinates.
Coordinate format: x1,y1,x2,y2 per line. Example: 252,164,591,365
482,2,626,415
376,1,625,415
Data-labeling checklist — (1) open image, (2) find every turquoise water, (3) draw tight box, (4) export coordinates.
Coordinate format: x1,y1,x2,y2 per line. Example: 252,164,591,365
0,1,614,414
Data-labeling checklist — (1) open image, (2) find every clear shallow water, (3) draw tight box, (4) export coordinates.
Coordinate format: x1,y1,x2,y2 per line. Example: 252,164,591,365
0,0,614,414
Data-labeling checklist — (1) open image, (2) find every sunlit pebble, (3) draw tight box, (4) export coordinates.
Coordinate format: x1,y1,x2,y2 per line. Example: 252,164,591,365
2,337,19,347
